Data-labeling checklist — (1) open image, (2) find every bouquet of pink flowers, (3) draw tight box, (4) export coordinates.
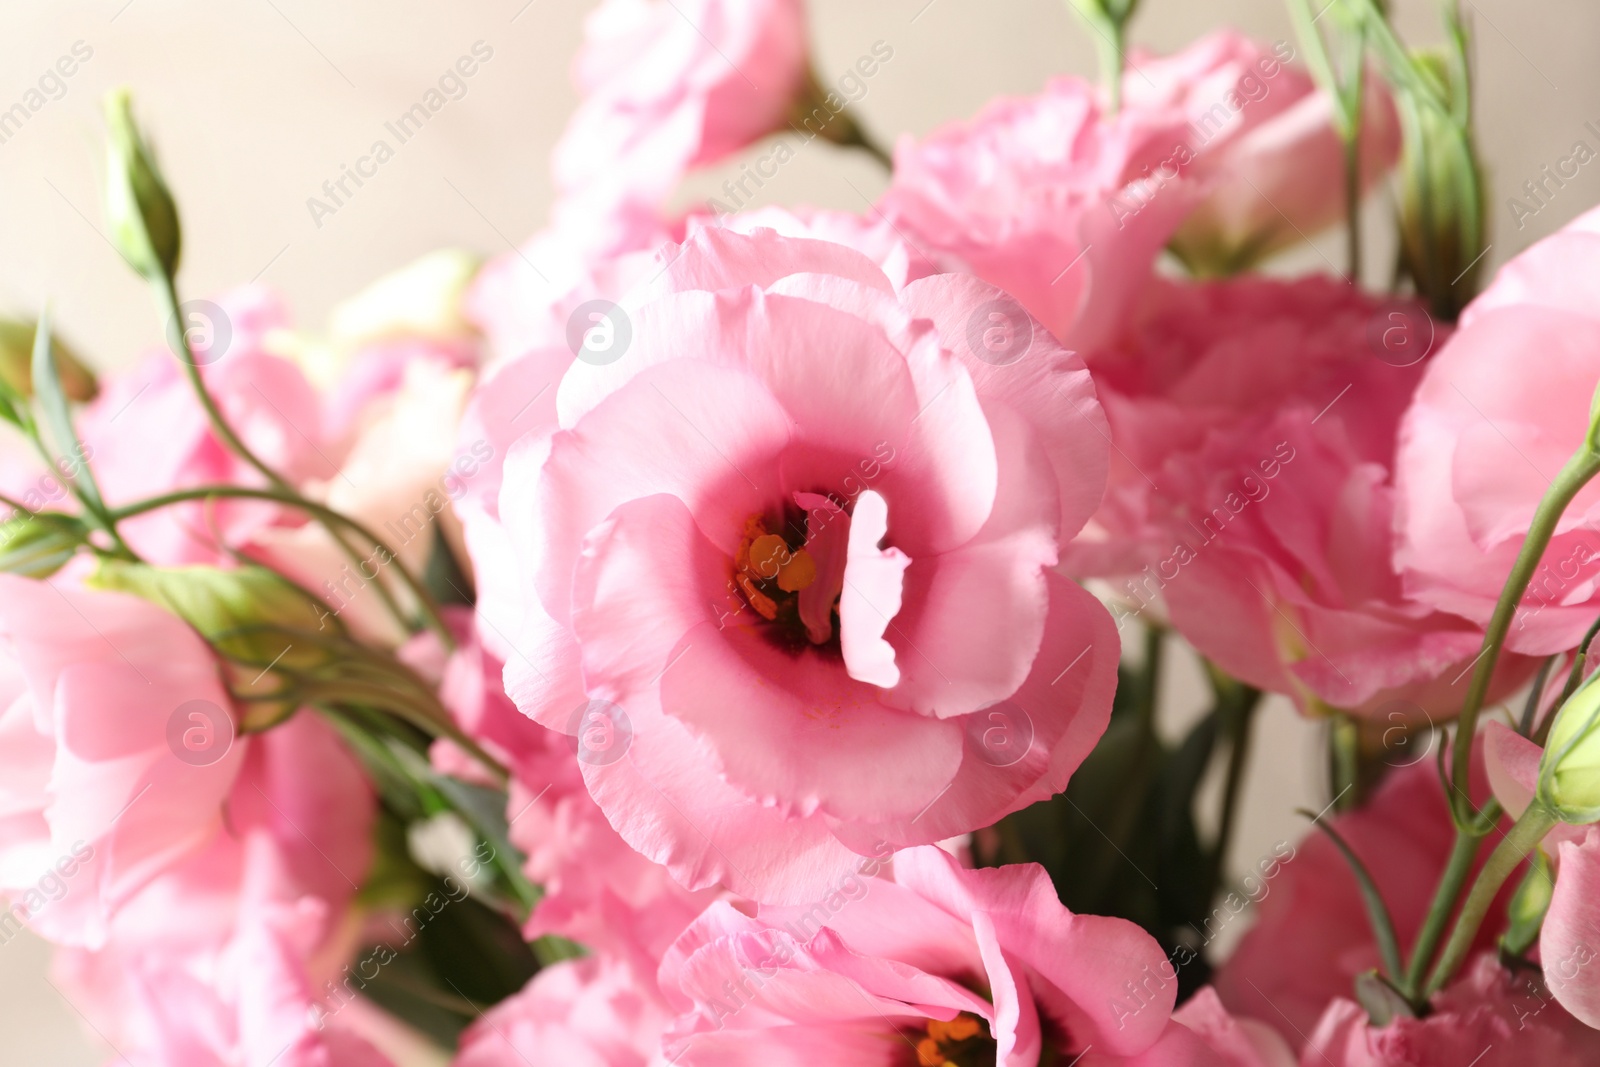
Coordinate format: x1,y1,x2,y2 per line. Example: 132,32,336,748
7,1,1600,1064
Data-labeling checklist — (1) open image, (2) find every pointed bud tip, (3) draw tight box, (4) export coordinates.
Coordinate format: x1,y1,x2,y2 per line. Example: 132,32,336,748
102,88,181,282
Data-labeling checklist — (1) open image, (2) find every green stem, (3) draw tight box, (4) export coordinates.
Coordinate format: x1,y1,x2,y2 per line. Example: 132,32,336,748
154,273,425,632
1331,713,1362,812
835,115,892,171
1343,132,1362,283
18,416,135,559
1135,625,1164,733
309,679,507,785
110,485,453,649
1542,615,1600,743
856,133,893,172
1400,822,1485,999
1520,655,1559,737
158,276,286,491
1208,684,1262,894
1423,802,1556,996
1451,448,1600,822
1096,18,1125,113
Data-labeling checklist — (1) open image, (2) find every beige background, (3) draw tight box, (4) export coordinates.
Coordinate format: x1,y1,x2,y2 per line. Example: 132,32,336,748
0,0,1594,1060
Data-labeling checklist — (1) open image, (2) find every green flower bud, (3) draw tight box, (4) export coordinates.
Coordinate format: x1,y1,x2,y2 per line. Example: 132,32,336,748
0,512,90,579
1500,846,1554,957
0,318,98,402
1394,49,1487,322
103,89,181,282
89,561,335,728
1538,673,1600,823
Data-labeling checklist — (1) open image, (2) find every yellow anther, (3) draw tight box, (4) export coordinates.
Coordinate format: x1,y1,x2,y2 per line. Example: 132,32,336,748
747,534,790,580
775,547,816,592
735,573,778,620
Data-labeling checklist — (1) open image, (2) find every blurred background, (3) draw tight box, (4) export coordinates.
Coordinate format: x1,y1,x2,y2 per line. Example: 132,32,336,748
0,0,1593,1060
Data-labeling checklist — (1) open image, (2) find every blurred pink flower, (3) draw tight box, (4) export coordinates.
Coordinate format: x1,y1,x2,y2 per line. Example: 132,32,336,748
52,710,383,1066
463,227,1118,903
882,73,1197,352
0,574,245,948
454,955,669,1067
1215,754,1510,1048
1541,827,1600,1030
1395,205,1600,656
658,846,1184,1064
1302,954,1600,1066
552,0,809,216
1121,31,1400,274
1067,275,1534,715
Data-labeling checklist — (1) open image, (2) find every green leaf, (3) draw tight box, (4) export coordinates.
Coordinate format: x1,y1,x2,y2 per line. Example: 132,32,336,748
0,318,97,402
423,520,473,606
1354,970,1417,1026
393,744,539,913
353,945,472,1049
358,807,437,912
29,308,106,516
1303,810,1405,981
415,878,539,1005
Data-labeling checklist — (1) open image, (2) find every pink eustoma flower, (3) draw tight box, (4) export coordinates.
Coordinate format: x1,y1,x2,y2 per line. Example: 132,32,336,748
1066,275,1533,716
1395,204,1600,656
463,227,1119,903
0,574,245,948
452,956,670,1067
553,0,809,216
881,74,1198,353
658,845,1235,1065
53,710,386,1067
1121,31,1400,274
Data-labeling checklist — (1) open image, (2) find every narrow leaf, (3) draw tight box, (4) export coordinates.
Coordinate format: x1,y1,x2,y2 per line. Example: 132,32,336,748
29,308,106,514
1301,808,1405,981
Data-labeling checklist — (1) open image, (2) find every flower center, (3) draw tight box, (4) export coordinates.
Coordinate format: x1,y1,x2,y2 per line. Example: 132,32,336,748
915,1013,995,1067
735,517,817,614
732,513,826,645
